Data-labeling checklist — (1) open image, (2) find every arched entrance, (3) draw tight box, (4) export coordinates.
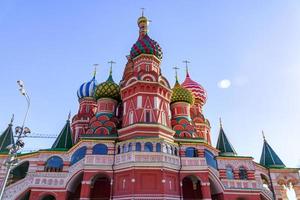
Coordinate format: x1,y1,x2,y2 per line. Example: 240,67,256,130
182,175,202,200
40,195,55,200
67,172,83,200
90,174,111,200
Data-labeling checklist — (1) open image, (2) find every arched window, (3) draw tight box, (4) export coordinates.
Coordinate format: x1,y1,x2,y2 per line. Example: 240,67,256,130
186,147,198,157
45,156,63,172
128,143,132,152
70,146,87,166
92,144,108,155
144,142,153,152
117,145,121,154
174,147,178,156
239,166,248,180
204,149,217,169
226,166,234,179
156,143,161,152
136,142,141,151
122,144,126,153
170,146,174,155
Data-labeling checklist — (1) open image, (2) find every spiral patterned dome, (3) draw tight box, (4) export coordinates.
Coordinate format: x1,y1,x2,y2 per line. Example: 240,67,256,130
182,72,207,105
94,73,120,101
130,34,163,60
77,76,97,99
171,81,194,105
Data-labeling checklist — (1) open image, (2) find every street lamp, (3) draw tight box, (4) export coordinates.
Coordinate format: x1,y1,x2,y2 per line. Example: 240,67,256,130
0,80,31,200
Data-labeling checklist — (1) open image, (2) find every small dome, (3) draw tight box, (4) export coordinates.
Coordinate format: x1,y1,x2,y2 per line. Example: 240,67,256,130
130,34,163,60
171,81,194,105
182,72,207,105
77,76,97,99
94,72,120,101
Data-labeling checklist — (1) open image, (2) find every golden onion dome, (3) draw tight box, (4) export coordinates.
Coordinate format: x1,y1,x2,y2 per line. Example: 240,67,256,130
171,80,194,105
94,71,120,101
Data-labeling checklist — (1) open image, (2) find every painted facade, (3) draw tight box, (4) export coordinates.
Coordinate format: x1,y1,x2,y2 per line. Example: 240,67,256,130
0,14,299,200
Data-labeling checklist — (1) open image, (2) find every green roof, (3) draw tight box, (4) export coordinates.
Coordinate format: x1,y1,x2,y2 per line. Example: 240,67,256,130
260,138,285,168
216,124,237,156
0,120,14,152
51,119,73,150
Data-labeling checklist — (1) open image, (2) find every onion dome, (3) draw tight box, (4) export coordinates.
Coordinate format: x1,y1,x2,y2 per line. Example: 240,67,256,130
182,69,207,105
77,72,97,99
171,78,194,105
94,68,121,101
130,14,163,60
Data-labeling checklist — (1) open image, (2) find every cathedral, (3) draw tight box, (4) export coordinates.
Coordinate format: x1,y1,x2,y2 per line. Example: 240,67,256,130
0,13,299,200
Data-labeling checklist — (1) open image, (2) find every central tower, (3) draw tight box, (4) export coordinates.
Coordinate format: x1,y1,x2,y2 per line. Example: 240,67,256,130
119,14,174,141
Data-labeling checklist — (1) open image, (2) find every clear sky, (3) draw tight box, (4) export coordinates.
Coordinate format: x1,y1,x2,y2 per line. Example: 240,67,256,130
0,0,299,167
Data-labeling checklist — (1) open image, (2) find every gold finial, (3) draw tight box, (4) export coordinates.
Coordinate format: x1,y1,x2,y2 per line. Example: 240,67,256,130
262,130,266,141
93,64,98,78
108,60,116,76
173,66,180,82
219,117,223,128
183,60,190,75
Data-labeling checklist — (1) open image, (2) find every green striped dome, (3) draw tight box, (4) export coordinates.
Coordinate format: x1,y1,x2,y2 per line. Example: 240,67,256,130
94,73,120,101
171,81,194,104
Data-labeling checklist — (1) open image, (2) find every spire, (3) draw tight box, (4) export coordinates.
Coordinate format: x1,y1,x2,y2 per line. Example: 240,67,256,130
93,64,98,79
51,114,73,150
216,119,237,156
137,8,149,38
0,115,15,152
173,66,180,85
259,132,285,168
183,60,190,77
107,61,116,82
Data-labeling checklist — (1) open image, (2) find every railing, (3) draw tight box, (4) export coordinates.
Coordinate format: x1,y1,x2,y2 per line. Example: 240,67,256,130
222,179,259,189
115,152,180,167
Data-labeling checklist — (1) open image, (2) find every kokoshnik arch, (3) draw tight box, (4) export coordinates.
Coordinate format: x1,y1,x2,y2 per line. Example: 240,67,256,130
0,13,299,200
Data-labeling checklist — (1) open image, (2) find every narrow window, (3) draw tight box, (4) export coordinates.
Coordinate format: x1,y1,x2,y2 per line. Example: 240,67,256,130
145,111,151,122
129,111,134,124
137,96,142,108
136,142,141,151
239,166,248,180
144,142,153,152
156,143,161,152
226,166,234,179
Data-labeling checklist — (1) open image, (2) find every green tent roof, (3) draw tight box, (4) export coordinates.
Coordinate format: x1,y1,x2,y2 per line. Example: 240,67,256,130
260,138,285,168
0,118,15,152
51,118,73,150
216,121,237,156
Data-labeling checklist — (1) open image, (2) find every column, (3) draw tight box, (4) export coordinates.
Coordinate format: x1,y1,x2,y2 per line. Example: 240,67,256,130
201,182,212,200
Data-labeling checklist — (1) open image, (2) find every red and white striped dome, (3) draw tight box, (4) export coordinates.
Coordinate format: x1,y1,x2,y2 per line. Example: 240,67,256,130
181,72,207,105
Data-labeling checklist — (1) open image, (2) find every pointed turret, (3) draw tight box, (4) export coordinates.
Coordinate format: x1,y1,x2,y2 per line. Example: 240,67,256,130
52,113,73,150
260,132,285,168
0,115,15,152
216,118,237,156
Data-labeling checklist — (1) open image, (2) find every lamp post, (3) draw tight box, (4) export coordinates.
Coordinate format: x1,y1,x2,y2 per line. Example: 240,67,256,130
0,80,31,200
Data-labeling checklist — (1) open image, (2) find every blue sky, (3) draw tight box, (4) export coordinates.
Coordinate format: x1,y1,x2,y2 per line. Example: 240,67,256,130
0,1,299,167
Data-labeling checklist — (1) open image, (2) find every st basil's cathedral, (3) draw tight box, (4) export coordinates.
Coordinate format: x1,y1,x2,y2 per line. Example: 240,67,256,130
0,13,299,200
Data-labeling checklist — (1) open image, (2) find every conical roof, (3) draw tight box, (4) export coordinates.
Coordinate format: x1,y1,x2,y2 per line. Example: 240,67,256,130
0,116,15,152
260,135,285,168
216,119,237,156
51,114,73,150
